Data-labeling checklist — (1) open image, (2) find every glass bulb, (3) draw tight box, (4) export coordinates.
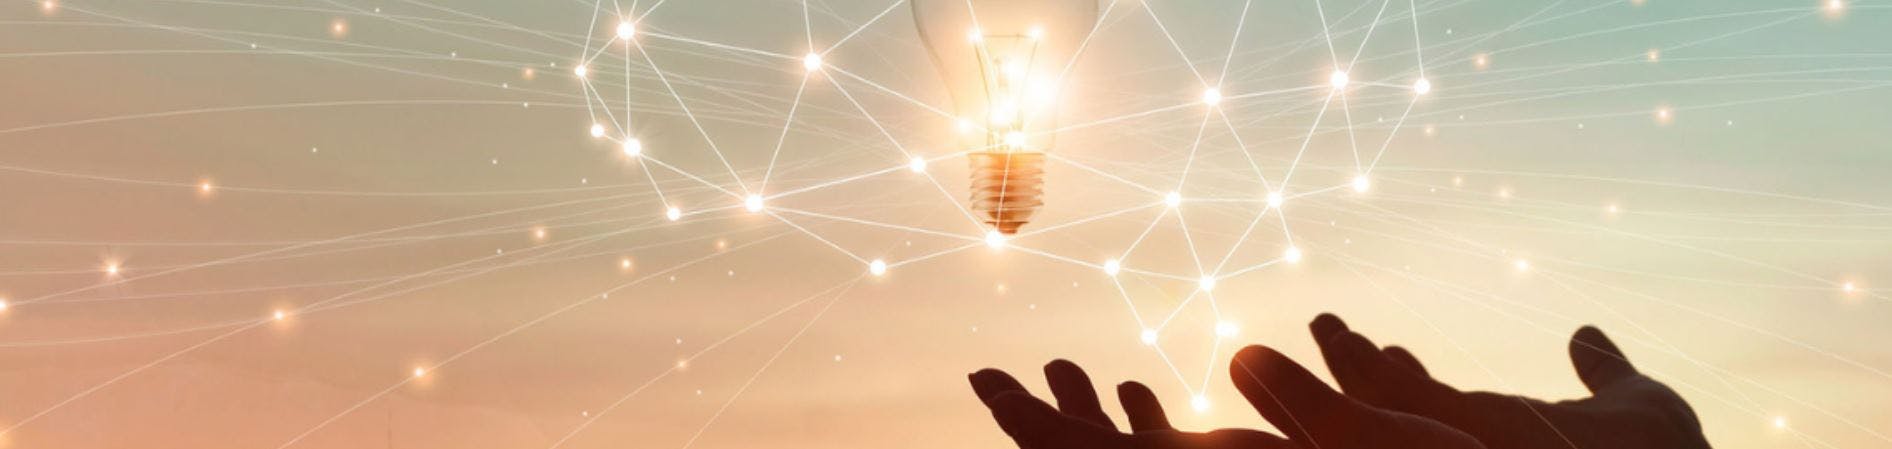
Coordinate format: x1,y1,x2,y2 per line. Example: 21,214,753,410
913,0,1098,234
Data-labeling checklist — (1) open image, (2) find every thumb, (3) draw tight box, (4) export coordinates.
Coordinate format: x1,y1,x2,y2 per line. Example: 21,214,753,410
1568,326,1638,393
1228,345,1367,445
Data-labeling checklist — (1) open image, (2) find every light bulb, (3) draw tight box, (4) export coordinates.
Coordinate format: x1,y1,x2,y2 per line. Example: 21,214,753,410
913,0,1099,235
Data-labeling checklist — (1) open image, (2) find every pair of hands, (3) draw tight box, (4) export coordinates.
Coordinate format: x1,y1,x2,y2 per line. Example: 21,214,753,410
967,314,1711,449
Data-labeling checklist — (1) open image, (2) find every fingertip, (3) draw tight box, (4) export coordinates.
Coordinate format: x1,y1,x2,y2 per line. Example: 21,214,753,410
1044,358,1081,376
969,368,1026,403
1309,313,1349,341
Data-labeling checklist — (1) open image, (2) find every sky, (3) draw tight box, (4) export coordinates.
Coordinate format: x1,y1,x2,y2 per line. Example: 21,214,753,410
0,0,1889,448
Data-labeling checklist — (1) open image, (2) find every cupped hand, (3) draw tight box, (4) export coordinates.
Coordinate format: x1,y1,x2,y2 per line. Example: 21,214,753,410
968,352,1486,449
1303,314,1711,449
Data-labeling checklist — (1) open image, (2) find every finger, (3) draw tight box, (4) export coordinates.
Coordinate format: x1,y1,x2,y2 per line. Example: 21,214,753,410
1568,325,1638,393
1382,346,1431,378
1309,314,1373,398
989,391,1127,449
1115,381,1172,432
1044,359,1116,430
970,369,1030,405
1228,345,1364,445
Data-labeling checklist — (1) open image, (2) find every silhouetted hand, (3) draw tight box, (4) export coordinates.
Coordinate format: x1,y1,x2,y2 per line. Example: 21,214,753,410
1304,314,1711,449
968,352,1485,449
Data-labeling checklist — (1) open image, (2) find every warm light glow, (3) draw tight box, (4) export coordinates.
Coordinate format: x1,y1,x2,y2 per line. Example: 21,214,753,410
574,65,589,78
1266,192,1284,208
1329,70,1350,89
1655,106,1674,124
1473,54,1490,69
908,156,927,173
329,18,348,38
412,367,426,378
1413,78,1432,95
198,180,214,194
273,310,286,321
620,257,634,270
1103,258,1122,277
1027,26,1045,41
1646,48,1661,62
1824,0,1845,17
868,259,888,276
1842,282,1857,293
1284,246,1303,264
1215,321,1238,337
1190,395,1209,412
0,298,10,312
1772,416,1789,429
1202,88,1222,106
1352,175,1372,193
745,195,765,212
1514,259,1532,272
1139,329,1158,345
1165,192,1183,208
985,230,1006,249
665,207,682,221
105,262,120,276
621,138,642,156
1003,131,1027,148
802,53,823,72
1198,275,1217,292
616,21,636,40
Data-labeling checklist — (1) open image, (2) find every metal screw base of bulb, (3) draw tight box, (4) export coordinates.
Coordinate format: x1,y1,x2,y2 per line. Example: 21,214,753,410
968,151,1045,235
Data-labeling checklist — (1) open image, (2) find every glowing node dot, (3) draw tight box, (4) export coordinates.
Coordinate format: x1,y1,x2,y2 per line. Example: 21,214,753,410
1284,246,1304,264
1201,88,1223,106
198,181,214,193
665,207,682,221
985,230,1006,249
1329,70,1350,89
1140,329,1158,346
1772,416,1788,429
676,360,689,369
621,138,642,157
955,118,975,134
744,195,765,213
1103,259,1122,276
1164,192,1183,208
0,299,10,312
412,367,426,378
1266,192,1284,209
1473,54,1491,69
615,21,636,40
105,263,120,276
589,123,605,138
1215,321,1238,337
1198,275,1217,292
273,310,286,321
868,259,888,276
1606,203,1621,215
1824,0,1845,15
1646,49,1661,62
574,65,588,78
1842,282,1857,293
1191,395,1210,412
620,257,633,270
1027,26,1045,40
802,53,823,72
908,156,927,173
1514,259,1532,272
1413,78,1432,95
1352,175,1372,193
1656,107,1674,124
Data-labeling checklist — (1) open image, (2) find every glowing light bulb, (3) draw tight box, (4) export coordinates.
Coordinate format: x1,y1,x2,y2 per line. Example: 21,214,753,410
1284,246,1303,264
744,195,765,212
616,21,636,40
1165,192,1183,208
1198,275,1217,292
1329,70,1349,89
909,156,928,173
1202,88,1222,106
802,53,823,72
1140,329,1158,345
914,0,1097,235
1103,258,1122,276
869,259,888,276
665,207,682,221
621,138,642,156
1266,191,1284,208
1413,78,1432,95
1352,175,1372,193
